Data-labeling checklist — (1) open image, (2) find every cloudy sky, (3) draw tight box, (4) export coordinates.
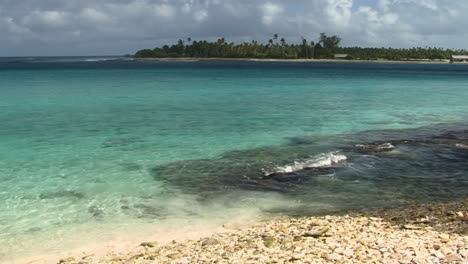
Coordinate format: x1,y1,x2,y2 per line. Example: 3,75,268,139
1,0,467,56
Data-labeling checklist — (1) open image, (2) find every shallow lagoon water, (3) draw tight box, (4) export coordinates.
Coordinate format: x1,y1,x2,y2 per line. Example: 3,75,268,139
1,58,468,260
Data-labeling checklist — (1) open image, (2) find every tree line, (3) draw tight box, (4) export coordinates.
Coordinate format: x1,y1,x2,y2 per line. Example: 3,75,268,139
134,33,467,60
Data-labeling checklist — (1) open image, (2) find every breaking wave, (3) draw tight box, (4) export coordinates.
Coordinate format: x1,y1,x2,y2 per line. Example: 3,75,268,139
263,152,347,176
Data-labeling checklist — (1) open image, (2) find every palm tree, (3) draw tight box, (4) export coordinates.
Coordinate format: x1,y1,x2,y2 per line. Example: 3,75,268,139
319,33,341,49
310,41,315,59
301,37,309,59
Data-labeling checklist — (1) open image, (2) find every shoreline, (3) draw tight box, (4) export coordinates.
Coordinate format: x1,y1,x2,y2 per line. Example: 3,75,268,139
49,198,468,264
133,57,454,64
13,212,269,264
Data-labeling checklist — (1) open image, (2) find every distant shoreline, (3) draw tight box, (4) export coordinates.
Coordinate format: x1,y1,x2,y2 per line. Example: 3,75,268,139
134,57,455,64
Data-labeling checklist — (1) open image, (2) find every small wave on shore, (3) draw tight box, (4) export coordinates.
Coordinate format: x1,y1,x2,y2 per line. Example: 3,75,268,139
262,152,347,176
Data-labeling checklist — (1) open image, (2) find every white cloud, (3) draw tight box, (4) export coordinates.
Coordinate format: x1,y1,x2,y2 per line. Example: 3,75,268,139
193,9,208,22
260,2,283,26
1,0,468,55
324,0,353,28
150,3,175,19
3,17,30,34
21,10,70,29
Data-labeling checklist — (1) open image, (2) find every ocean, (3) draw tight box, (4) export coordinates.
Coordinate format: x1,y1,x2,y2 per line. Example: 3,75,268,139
1,57,468,261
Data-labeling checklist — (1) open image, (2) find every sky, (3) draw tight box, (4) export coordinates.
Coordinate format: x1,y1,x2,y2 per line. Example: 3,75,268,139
1,0,467,56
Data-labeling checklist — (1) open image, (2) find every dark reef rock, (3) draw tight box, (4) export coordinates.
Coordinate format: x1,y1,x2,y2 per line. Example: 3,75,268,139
432,132,460,140
148,125,468,203
262,167,337,183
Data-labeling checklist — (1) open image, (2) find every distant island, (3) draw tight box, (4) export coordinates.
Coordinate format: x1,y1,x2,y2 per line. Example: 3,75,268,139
135,33,468,61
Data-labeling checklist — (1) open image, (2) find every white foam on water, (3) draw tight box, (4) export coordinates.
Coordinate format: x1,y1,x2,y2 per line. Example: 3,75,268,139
84,58,116,62
263,152,347,176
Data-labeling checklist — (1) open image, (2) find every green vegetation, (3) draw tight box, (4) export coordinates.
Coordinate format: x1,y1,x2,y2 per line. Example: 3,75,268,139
135,33,467,61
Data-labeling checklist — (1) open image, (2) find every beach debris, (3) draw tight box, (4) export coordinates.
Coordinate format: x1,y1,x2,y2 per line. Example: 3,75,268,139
432,251,445,259
57,257,75,263
403,224,422,230
262,235,277,248
446,253,461,262
302,227,329,238
201,238,220,246
325,253,342,261
439,233,450,243
413,217,432,224
140,241,159,248
289,253,305,261
166,253,182,259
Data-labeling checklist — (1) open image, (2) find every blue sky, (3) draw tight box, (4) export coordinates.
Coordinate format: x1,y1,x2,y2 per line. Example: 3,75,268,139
1,0,467,56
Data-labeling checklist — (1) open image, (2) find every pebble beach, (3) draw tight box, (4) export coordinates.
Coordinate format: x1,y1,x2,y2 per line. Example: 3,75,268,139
57,198,468,264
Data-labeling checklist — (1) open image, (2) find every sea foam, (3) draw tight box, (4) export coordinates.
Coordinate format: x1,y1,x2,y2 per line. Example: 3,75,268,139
263,152,347,176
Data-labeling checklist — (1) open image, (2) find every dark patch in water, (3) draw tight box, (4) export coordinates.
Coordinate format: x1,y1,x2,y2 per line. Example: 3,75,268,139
120,162,144,171
88,205,104,218
27,227,41,233
133,204,166,218
39,190,84,200
149,124,468,214
263,167,337,183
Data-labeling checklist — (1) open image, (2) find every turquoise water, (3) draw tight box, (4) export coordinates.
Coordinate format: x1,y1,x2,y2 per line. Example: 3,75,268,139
1,58,468,260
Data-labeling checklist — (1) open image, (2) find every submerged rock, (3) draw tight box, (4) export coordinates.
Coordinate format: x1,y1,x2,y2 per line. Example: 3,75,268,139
433,132,460,140
262,167,336,183
149,125,468,205
88,205,104,218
